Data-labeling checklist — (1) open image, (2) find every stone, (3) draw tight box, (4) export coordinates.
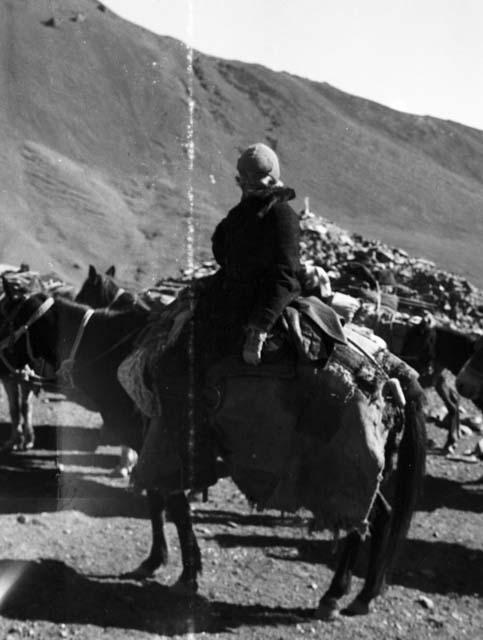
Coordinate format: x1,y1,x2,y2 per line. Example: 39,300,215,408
416,596,434,610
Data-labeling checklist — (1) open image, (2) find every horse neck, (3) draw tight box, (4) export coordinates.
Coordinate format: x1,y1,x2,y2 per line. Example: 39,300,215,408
435,328,476,373
78,305,148,366
31,298,135,362
24,298,84,366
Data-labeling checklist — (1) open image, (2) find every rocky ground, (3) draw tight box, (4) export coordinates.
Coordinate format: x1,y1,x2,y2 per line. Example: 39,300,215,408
0,386,482,640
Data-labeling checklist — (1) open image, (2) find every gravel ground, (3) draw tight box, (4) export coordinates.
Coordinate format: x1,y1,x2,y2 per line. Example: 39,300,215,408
0,387,481,640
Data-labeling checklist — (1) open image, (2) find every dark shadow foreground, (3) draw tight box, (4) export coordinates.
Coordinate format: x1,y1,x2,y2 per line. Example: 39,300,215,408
0,559,312,636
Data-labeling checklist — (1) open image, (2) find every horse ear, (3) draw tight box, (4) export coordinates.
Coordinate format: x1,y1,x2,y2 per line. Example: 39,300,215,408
88,265,98,281
105,265,116,277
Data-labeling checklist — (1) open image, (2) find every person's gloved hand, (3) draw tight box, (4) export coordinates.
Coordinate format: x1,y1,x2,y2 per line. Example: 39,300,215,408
242,327,268,366
301,263,332,297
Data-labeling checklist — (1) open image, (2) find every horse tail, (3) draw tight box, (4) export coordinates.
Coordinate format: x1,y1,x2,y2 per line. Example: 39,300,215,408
384,380,426,569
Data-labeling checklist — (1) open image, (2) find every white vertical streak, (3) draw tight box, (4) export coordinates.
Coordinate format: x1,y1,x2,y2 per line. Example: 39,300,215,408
185,0,195,274
185,4,197,598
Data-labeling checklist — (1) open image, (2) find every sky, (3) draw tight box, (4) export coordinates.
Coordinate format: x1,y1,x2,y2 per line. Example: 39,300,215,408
104,0,483,131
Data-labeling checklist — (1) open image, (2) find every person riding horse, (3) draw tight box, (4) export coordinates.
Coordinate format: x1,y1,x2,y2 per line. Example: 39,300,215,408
204,142,302,366
134,143,339,491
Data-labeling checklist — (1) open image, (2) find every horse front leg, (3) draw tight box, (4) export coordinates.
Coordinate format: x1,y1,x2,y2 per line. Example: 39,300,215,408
124,489,169,579
316,530,362,620
434,373,460,452
20,383,35,450
344,492,392,616
1,379,23,451
167,491,202,595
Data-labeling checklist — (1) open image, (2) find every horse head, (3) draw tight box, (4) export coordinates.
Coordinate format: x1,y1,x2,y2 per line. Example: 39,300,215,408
76,264,122,308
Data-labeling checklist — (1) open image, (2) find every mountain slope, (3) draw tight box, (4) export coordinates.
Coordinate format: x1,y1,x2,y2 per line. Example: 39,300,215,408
1,0,482,288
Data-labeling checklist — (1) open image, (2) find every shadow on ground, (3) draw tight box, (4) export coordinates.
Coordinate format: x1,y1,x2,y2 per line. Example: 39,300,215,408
0,461,146,518
210,526,483,598
0,559,312,636
418,473,483,513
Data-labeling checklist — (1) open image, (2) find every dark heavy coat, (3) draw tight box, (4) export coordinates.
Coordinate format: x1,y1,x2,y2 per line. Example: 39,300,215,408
195,189,302,363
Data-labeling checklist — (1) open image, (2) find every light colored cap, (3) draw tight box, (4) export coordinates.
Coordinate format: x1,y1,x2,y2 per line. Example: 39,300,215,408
237,143,280,183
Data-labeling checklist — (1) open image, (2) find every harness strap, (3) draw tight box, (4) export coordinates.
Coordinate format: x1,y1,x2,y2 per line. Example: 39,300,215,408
57,309,95,387
69,308,95,362
0,296,55,352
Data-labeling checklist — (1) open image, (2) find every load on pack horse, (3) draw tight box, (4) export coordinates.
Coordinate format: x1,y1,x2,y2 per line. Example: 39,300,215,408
293,250,473,452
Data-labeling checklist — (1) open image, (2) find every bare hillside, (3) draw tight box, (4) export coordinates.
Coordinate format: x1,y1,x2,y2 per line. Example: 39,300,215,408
1,0,482,287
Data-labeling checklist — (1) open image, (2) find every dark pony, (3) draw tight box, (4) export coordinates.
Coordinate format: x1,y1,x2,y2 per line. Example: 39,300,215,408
401,318,478,450
0,289,426,617
0,287,201,591
76,265,150,477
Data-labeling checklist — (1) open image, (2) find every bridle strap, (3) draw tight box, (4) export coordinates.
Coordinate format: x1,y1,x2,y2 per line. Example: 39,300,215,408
106,287,126,309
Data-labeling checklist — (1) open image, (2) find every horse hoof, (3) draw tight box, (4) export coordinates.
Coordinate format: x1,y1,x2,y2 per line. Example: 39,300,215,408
315,598,340,621
121,564,157,580
342,598,371,616
24,440,34,451
170,577,198,597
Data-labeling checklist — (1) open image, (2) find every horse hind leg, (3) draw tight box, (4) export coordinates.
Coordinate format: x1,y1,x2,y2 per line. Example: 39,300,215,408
20,384,35,450
435,374,460,452
1,380,23,451
343,493,392,616
316,530,362,620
